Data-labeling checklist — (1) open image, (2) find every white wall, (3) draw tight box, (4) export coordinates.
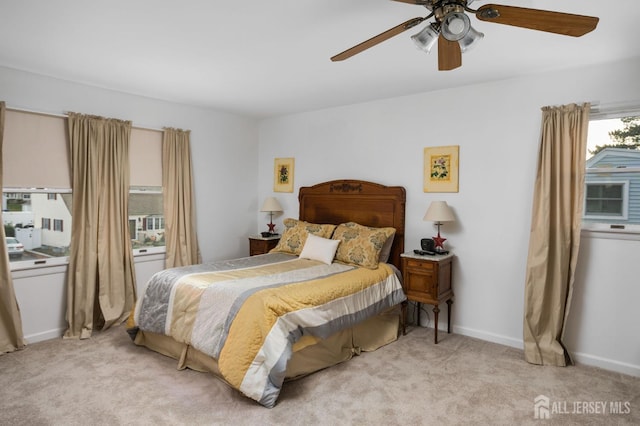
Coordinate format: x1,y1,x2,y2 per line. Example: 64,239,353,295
1,65,260,341
258,56,640,377
3,57,639,377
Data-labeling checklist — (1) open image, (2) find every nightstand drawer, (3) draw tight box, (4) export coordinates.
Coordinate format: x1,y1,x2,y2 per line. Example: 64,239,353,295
405,258,435,270
248,236,280,256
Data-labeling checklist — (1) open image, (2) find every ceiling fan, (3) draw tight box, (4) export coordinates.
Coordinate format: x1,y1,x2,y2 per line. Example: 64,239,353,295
331,1,599,71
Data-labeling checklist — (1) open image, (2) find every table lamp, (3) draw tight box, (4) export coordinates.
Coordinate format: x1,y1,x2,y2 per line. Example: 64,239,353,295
423,201,455,253
260,197,283,236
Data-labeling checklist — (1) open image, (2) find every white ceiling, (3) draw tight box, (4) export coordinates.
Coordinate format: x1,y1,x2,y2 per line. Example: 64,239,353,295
0,1,638,118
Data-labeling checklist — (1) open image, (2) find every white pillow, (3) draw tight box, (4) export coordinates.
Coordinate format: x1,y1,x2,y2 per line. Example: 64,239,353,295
299,234,340,265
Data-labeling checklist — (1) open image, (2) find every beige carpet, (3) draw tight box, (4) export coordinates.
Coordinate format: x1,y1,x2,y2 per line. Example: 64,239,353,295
1,325,638,426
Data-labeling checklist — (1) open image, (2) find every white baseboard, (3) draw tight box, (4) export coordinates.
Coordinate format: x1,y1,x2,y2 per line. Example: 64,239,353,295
571,351,640,378
24,328,64,344
453,325,524,350
452,325,640,378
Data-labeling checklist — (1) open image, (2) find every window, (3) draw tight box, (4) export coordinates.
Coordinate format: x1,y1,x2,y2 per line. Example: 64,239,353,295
145,216,164,231
53,219,64,232
129,186,165,251
3,190,73,266
584,181,628,220
128,127,164,254
2,110,72,269
584,109,640,234
3,109,166,268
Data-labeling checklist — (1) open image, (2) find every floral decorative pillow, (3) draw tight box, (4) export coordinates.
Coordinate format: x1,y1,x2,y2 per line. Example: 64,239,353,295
270,218,337,256
332,222,396,269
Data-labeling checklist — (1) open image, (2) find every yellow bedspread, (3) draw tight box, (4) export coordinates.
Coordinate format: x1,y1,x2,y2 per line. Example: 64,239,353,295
128,253,405,407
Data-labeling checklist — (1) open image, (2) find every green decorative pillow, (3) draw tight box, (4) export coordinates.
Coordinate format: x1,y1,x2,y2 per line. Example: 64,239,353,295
332,222,396,269
270,218,337,256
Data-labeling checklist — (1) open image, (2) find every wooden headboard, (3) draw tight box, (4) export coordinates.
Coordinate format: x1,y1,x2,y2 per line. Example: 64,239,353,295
298,179,406,270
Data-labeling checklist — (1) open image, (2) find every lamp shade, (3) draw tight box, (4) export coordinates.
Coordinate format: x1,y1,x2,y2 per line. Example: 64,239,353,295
423,201,455,222
441,12,471,42
260,197,283,213
411,23,440,53
458,26,484,52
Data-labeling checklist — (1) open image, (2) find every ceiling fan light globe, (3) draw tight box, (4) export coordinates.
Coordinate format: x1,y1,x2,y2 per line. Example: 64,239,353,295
458,26,484,53
448,18,465,35
411,24,439,53
441,12,471,42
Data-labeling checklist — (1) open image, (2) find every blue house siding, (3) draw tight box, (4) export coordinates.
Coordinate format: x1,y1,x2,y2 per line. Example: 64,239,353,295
585,148,640,224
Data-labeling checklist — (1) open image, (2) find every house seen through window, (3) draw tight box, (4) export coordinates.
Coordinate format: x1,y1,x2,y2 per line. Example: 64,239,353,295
585,114,640,231
129,186,165,251
3,186,165,265
3,190,72,262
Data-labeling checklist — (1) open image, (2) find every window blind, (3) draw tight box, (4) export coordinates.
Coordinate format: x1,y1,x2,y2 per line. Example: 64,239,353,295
3,109,163,188
130,127,162,187
3,110,70,189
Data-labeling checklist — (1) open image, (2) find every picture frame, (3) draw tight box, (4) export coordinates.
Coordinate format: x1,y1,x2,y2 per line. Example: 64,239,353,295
274,157,294,193
424,145,459,193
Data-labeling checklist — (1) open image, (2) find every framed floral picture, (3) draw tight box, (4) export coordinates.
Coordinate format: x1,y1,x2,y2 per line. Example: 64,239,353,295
274,157,294,193
424,145,459,192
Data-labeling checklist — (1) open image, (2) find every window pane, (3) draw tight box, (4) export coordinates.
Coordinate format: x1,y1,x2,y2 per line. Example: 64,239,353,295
586,185,602,198
601,200,623,214
585,182,625,216
129,186,165,249
585,199,601,213
601,185,623,198
2,191,72,262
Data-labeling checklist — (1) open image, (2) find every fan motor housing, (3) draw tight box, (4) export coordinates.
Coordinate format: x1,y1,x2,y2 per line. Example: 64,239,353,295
433,1,467,22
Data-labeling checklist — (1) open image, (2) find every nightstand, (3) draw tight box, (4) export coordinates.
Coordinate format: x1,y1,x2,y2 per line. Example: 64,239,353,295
248,235,280,256
400,252,454,344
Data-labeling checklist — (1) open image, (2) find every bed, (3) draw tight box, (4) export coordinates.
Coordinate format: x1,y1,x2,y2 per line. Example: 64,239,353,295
127,179,407,407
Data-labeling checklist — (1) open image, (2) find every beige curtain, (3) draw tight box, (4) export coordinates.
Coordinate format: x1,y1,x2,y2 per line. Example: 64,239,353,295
523,103,590,366
163,128,201,268
0,101,26,353
64,113,137,339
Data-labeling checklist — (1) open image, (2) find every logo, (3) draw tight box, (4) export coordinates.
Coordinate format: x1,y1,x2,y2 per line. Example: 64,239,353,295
535,395,550,419
534,395,631,419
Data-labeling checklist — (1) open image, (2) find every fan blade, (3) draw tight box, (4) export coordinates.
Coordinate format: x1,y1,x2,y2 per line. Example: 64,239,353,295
476,4,599,37
331,17,426,61
391,0,431,5
438,35,461,71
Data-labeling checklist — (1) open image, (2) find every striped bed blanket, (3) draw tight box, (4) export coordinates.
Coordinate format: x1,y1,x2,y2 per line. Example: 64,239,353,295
128,252,406,407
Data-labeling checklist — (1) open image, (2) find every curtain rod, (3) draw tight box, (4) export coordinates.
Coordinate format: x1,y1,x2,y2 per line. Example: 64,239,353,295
5,105,164,132
589,100,640,119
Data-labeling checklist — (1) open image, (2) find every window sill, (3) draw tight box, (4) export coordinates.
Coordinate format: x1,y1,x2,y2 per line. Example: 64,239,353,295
133,246,166,257
9,256,69,273
581,225,640,241
9,247,166,273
